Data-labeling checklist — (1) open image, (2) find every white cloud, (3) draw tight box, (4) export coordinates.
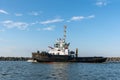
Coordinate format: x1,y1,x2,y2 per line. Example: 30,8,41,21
37,26,55,31
0,9,8,14
1,20,29,30
43,26,55,31
67,16,85,22
68,15,95,22
30,21,39,25
15,13,23,16
87,15,95,19
40,18,64,25
96,0,108,7
71,16,85,21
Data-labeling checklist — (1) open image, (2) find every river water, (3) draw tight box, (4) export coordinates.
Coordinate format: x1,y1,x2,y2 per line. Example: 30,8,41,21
0,61,120,80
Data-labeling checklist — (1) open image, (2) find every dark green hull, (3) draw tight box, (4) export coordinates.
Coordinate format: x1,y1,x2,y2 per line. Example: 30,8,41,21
32,53,107,63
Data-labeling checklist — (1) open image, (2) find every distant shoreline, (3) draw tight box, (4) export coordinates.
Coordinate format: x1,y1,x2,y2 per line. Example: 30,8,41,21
0,57,32,61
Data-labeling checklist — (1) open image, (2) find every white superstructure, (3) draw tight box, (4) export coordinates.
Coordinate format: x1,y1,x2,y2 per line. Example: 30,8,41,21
48,26,70,55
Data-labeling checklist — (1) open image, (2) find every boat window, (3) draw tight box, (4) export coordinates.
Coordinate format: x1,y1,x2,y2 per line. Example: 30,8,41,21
54,44,59,48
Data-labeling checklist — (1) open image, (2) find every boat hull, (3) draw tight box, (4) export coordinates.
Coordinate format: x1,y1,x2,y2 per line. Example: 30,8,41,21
32,53,107,63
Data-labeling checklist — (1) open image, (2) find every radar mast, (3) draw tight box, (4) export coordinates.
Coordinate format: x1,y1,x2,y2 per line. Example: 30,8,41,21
64,25,67,42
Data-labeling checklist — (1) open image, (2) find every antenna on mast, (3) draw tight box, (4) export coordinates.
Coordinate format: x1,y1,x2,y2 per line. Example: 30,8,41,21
64,25,67,42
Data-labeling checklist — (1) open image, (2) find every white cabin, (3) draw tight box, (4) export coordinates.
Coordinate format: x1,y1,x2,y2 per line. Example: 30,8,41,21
48,26,70,55
48,38,70,55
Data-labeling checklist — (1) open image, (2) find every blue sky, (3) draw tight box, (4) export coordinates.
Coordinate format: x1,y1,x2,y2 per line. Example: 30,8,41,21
0,0,120,57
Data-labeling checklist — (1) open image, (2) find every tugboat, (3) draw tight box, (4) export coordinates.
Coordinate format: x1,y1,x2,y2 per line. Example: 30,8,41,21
32,26,107,63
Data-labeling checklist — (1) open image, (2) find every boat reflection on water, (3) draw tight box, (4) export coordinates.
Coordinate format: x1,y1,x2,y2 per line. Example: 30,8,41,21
48,62,69,80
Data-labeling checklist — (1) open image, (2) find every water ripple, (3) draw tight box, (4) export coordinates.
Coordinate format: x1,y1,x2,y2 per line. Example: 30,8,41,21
0,61,120,80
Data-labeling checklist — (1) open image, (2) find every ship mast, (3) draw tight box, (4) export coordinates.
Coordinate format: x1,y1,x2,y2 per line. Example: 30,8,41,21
64,25,67,42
